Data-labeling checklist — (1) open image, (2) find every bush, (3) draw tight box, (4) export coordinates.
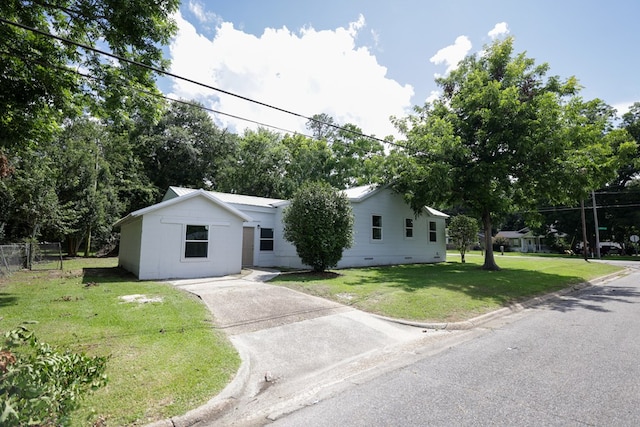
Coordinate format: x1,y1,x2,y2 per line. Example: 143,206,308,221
283,182,354,272
0,326,108,426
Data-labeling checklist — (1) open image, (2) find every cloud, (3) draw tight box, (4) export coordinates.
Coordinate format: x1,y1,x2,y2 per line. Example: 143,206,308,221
167,11,413,140
187,0,219,24
488,22,510,39
429,35,472,75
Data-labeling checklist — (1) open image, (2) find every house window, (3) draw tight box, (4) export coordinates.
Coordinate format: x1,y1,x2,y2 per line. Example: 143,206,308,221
260,228,274,251
405,218,414,238
185,225,208,258
429,221,437,242
372,215,383,240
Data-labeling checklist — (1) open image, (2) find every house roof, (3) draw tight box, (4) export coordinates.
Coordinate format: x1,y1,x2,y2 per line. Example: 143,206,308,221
114,189,253,228
162,185,448,218
166,186,286,208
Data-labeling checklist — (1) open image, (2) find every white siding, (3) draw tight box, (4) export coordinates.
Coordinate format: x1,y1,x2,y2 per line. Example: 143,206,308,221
266,188,447,269
135,196,244,280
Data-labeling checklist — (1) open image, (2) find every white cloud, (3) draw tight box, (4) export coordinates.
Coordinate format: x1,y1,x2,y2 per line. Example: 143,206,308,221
612,101,633,118
167,12,413,140
488,22,510,39
429,35,472,75
187,0,219,24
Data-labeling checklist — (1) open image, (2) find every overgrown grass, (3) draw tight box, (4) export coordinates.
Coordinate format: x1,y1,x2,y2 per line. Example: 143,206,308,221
270,254,624,322
0,258,240,426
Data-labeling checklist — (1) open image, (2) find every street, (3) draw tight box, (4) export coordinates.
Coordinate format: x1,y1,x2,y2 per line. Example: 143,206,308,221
272,263,640,426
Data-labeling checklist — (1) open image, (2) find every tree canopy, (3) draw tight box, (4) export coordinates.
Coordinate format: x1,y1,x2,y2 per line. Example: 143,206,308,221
388,36,632,270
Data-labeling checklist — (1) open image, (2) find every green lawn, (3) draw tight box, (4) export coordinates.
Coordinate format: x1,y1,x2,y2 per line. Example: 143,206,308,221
0,257,240,426
270,253,625,322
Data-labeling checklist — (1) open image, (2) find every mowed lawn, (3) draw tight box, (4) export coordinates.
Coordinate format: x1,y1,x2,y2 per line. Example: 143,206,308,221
270,253,625,322
0,257,240,427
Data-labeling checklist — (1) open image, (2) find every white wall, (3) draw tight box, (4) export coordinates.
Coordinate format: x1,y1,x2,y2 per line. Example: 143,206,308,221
267,188,447,269
118,218,142,277
136,196,244,280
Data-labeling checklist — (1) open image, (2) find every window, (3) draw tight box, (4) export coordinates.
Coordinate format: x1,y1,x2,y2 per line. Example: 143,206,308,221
429,221,437,242
185,225,208,258
260,228,274,251
405,218,414,238
372,215,382,240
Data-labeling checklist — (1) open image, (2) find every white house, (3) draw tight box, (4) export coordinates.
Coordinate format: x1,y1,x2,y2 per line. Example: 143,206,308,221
115,185,449,280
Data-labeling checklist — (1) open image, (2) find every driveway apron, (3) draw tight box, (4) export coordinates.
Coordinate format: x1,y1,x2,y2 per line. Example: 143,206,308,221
170,269,441,426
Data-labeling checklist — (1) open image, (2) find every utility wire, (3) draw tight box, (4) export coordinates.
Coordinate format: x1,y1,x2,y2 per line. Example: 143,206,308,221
0,16,400,147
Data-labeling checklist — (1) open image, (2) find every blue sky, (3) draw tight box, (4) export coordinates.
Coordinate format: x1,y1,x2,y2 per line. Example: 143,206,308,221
162,0,639,139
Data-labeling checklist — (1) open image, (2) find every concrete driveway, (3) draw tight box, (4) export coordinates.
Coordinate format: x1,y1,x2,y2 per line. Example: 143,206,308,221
153,269,453,427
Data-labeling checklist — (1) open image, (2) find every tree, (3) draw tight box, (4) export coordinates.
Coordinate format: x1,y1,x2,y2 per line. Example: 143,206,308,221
282,182,354,272
0,0,179,152
136,101,237,194
389,36,621,270
221,128,288,198
448,215,479,263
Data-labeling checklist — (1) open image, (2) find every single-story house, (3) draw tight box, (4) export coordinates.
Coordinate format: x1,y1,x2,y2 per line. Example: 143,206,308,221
115,184,448,280
495,228,545,253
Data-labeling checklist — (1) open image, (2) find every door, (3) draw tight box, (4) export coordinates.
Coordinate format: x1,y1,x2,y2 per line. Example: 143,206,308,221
242,227,254,267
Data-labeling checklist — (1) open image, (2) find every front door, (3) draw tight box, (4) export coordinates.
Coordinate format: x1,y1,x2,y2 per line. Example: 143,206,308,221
242,227,254,267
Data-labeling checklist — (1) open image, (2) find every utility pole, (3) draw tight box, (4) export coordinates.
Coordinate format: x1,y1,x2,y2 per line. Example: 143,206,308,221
580,199,588,260
592,190,601,259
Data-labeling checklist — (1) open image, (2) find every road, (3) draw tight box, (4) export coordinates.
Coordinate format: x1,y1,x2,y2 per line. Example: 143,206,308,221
272,262,640,426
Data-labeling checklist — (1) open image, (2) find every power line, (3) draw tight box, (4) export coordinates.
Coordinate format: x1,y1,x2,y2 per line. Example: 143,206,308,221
0,16,399,147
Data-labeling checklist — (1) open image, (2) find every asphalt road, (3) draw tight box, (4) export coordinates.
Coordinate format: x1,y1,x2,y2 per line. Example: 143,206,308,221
272,263,640,426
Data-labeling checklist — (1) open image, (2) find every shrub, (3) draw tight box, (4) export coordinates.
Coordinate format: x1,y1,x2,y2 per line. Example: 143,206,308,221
283,182,354,272
448,215,479,263
0,325,108,426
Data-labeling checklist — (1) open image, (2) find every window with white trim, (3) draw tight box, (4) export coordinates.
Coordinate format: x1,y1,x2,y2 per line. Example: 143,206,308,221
185,225,208,258
405,218,414,238
260,228,274,251
429,221,437,242
372,215,383,240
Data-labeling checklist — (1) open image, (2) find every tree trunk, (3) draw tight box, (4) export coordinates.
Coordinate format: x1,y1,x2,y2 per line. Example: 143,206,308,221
482,210,501,271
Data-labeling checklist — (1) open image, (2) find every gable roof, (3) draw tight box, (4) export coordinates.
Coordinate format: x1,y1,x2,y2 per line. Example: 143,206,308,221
114,189,252,228
162,185,448,218
166,186,286,209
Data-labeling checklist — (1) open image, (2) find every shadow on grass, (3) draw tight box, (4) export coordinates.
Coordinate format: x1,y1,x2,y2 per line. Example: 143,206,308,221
342,263,587,304
0,292,17,307
274,262,630,313
82,266,137,284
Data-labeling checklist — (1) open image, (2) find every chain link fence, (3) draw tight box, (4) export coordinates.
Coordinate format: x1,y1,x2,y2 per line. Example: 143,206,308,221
0,242,63,276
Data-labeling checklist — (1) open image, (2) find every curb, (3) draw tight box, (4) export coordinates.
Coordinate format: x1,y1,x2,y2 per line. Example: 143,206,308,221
374,269,627,331
145,346,251,427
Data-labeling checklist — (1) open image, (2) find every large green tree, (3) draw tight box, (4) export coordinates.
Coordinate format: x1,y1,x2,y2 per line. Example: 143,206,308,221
389,37,627,270
136,101,237,195
0,0,179,151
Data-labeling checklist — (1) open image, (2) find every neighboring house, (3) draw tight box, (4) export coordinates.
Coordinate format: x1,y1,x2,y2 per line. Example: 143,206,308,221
115,184,448,280
495,228,545,253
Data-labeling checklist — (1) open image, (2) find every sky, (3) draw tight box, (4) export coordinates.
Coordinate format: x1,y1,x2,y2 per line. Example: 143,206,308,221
159,0,640,140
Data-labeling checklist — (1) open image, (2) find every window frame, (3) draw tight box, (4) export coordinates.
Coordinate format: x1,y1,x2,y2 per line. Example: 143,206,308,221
404,218,414,239
371,214,383,242
259,227,274,251
428,220,437,243
183,224,209,260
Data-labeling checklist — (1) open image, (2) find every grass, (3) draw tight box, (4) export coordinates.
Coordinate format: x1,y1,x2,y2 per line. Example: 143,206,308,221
0,257,240,427
270,253,625,323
